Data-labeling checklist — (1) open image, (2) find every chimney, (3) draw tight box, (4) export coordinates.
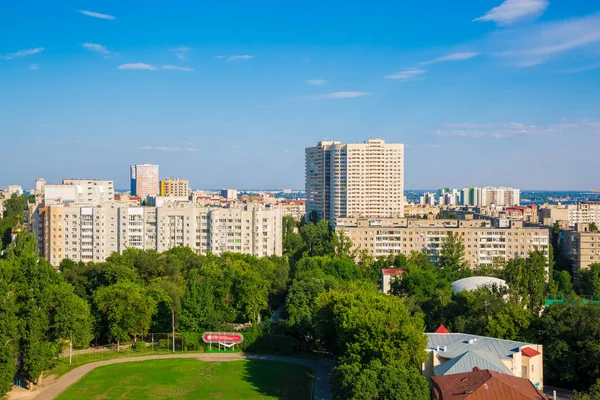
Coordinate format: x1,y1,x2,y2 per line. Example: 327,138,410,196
443,346,447,352
473,367,481,371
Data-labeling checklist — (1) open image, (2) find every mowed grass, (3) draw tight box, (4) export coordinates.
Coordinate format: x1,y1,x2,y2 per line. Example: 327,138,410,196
57,358,314,400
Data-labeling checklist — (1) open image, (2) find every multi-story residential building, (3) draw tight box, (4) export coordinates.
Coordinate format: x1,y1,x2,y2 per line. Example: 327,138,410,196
0,198,4,216
480,186,520,207
439,188,461,206
130,164,159,198
43,179,114,205
558,223,600,273
539,202,600,228
425,331,544,390
114,193,142,207
3,185,23,196
159,178,190,198
336,217,549,269
462,187,481,207
305,139,404,225
38,201,282,266
220,189,238,200
404,205,440,219
279,199,306,221
420,192,437,206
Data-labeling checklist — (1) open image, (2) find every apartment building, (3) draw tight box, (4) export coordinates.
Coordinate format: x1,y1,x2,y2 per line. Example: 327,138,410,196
3,185,23,196
159,177,190,197
558,223,600,272
39,201,282,266
539,202,600,228
221,189,238,200
279,199,306,221
461,186,520,207
130,164,159,198
336,217,549,269
404,205,440,219
305,139,404,225
44,179,114,205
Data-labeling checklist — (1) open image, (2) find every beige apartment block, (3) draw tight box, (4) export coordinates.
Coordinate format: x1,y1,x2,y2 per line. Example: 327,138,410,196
336,217,549,269
539,202,600,227
160,178,190,197
405,205,440,218
279,199,306,221
559,223,600,272
39,201,282,266
306,139,404,225
44,179,114,205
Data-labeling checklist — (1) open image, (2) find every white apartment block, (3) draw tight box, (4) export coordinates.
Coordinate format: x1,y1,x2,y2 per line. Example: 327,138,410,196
44,179,114,205
221,189,238,200
306,139,404,226
461,187,520,207
38,201,282,266
336,217,549,269
3,185,23,196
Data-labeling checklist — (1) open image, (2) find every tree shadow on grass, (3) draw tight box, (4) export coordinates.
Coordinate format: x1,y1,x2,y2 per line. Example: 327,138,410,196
242,359,315,400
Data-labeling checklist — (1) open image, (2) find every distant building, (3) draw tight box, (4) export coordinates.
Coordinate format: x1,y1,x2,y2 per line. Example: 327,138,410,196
160,178,190,197
305,139,404,225
424,331,544,389
431,368,547,400
420,192,437,206
558,223,600,273
279,199,306,221
221,188,238,200
44,179,114,205
114,193,142,207
130,164,159,198
404,205,440,219
540,202,600,228
4,185,23,196
336,217,549,269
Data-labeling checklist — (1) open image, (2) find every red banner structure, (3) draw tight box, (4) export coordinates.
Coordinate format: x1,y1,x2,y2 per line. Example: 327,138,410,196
202,333,244,344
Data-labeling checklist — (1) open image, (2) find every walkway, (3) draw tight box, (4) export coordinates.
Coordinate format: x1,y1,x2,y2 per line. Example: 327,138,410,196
33,353,333,400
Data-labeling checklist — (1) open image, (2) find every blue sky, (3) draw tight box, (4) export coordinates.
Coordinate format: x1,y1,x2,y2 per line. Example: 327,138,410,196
1,0,599,190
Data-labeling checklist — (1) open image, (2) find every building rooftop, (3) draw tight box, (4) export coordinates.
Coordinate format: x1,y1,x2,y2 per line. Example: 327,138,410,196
382,268,405,276
432,368,547,400
451,276,508,292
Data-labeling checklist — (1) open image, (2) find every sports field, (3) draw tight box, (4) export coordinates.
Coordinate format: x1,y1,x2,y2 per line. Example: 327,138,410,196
57,358,314,399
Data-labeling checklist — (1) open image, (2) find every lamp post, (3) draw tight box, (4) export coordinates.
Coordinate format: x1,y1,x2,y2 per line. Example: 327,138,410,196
171,306,175,353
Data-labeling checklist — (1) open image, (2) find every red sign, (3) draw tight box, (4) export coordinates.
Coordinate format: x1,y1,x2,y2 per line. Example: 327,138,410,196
202,332,244,344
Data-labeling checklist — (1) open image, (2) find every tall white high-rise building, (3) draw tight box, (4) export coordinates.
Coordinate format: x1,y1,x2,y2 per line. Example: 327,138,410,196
130,164,159,198
480,187,520,207
306,138,404,225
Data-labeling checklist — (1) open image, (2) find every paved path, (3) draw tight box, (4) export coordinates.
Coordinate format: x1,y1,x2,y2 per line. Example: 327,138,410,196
33,353,333,400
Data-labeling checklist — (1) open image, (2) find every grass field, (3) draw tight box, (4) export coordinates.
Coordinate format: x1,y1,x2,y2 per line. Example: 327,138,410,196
57,358,314,399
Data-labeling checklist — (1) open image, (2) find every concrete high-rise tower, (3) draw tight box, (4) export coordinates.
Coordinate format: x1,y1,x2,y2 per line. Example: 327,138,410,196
130,164,159,198
305,139,404,225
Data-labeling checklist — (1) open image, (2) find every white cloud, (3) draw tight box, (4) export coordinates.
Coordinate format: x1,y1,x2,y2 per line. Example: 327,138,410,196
385,68,426,81
489,13,600,66
29,64,39,70
435,121,600,139
1,47,45,60
218,55,254,61
420,52,480,65
161,65,194,71
312,92,370,99
473,0,548,25
117,63,156,70
306,79,327,85
171,47,190,60
141,146,197,152
82,43,117,57
562,63,600,73
79,10,115,20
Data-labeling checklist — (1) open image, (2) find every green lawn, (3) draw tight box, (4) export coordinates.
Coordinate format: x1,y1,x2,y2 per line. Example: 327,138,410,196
57,358,314,399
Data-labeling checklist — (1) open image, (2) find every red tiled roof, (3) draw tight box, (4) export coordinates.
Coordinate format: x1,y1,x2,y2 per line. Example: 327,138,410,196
521,347,541,358
381,268,405,276
435,324,450,334
431,369,547,400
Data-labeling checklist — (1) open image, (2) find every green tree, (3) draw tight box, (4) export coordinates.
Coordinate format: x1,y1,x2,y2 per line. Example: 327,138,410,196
300,220,333,256
502,250,547,313
94,281,157,345
331,231,354,258
590,222,598,232
47,283,94,348
572,379,600,400
0,260,19,397
179,272,232,332
579,264,600,298
438,232,470,281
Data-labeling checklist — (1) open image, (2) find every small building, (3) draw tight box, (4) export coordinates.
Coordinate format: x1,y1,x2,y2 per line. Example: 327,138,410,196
431,368,547,400
381,268,405,294
424,330,544,389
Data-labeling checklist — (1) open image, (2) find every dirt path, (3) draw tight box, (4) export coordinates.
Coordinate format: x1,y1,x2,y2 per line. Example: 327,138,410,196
31,353,333,400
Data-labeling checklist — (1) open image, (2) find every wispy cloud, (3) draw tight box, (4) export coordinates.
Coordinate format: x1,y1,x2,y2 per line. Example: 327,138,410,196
217,55,254,61
171,47,190,60
435,120,600,139
29,64,39,70
420,52,480,65
141,146,197,152
385,68,426,81
488,13,600,67
473,0,548,25
82,43,117,57
306,79,327,85
311,92,370,99
161,65,194,71
79,10,115,20
117,63,156,70
1,47,45,60
563,63,600,73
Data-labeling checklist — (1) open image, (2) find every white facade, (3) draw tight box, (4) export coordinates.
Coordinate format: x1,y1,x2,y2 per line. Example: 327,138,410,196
4,185,23,196
220,189,238,200
306,139,404,225
480,187,520,207
44,180,114,205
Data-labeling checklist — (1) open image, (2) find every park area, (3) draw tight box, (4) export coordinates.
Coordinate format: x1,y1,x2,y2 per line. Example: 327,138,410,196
56,358,314,399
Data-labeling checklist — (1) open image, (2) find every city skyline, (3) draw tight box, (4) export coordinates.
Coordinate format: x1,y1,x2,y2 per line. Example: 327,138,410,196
1,1,599,190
